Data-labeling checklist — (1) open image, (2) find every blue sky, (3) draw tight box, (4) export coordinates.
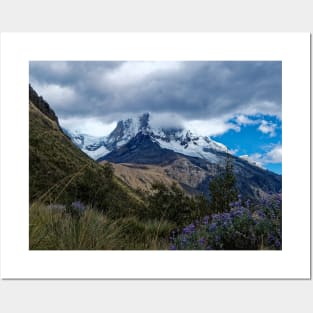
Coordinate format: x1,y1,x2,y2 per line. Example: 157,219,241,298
212,115,282,174
29,61,282,174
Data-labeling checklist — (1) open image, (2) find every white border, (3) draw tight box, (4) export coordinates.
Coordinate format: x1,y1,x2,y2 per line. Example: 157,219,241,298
0,33,310,279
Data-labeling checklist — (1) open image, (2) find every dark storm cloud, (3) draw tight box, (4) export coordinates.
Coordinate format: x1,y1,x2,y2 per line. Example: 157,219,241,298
29,61,282,123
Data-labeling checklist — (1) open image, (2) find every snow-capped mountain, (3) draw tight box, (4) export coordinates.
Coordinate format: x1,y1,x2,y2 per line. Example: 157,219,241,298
105,113,150,150
239,155,263,169
63,129,110,160
63,112,281,200
151,128,227,163
64,112,229,162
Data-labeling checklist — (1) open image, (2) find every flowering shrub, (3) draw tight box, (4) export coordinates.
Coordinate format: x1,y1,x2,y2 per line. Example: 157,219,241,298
170,194,282,250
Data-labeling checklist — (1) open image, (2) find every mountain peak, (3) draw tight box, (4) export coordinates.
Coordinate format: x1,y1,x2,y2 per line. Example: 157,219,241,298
66,112,229,161
139,112,150,127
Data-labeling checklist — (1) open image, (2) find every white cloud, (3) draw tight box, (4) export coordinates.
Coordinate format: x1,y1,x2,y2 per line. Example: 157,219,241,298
49,61,70,75
241,144,282,168
184,118,240,136
239,154,264,168
149,112,184,130
30,61,70,77
258,120,276,137
228,148,239,155
104,61,182,86
264,145,282,163
32,82,77,108
60,117,116,137
30,61,282,124
234,114,257,125
244,100,282,119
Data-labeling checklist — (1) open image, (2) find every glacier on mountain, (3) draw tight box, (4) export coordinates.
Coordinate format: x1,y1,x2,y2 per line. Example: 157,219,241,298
63,112,229,162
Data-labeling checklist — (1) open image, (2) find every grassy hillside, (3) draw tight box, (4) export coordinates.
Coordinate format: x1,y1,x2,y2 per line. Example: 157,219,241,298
100,156,216,198
100,161,179,193
29,87,142,216
29,85,281,250
30,203,173,250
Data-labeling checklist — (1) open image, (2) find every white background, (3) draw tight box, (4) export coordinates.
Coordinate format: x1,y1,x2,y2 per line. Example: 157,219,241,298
0,1,312,312
1,32,310,279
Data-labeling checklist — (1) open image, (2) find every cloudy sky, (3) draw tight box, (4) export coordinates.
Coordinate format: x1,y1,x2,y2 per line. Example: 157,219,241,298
29,61,282,174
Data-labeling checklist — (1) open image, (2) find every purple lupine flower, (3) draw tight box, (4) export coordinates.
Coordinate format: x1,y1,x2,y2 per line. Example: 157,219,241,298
230,210,239,218
212,214,218,220
214,234,221,243
169,230,177,241
256,210,266,219
183,223,196,235
203,216,209,225
169,244,177,250
274,239,281,249
232,200,241,209
209,223,217,232
198,237,206,246
267,234,276,245
223,220,231,227
71,201,85,212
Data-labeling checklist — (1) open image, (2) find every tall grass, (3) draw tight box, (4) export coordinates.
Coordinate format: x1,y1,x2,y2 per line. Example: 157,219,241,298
29,203,173,250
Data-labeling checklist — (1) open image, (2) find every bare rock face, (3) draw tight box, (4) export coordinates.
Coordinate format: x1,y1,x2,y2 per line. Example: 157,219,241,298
164,158,207,188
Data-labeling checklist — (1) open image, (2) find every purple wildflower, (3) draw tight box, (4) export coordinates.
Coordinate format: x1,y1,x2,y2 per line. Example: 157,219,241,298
71,201,85,212
203,216,209,225
274,239,281,249
198,237,206,246
209,223,217,232
169,244,177,250
183,223,196,235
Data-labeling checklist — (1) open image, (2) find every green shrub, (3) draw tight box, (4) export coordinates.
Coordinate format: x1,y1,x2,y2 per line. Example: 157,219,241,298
143,182,210,226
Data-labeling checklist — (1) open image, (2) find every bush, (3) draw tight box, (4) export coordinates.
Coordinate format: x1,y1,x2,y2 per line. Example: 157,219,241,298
142,182,210,227
209,156,238,213
169,194,282,250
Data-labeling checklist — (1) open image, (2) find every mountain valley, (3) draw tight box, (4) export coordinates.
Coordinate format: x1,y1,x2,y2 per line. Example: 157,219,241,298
66,112,281,200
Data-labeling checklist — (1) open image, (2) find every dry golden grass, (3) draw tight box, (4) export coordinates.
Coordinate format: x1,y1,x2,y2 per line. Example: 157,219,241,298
101,161,178,193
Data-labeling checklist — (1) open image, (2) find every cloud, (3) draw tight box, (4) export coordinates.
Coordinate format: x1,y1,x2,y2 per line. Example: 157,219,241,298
105,61,182,86
60,117,116,137
29,61,282,133
241,144,282,168
184,118,240,136
258,120,277,137
31,81,77,108
234,114,258,126
149,112,184,130
239,154,264,168
264,144,282,163
229,148,239,155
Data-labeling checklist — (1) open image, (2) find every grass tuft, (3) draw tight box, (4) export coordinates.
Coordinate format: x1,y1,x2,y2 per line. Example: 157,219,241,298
29,203,173,250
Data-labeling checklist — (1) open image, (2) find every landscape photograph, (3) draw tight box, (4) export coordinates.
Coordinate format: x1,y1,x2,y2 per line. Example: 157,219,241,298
29,61,282,250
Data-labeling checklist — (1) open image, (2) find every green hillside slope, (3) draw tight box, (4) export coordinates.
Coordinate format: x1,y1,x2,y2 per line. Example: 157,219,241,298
29,86,141,215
